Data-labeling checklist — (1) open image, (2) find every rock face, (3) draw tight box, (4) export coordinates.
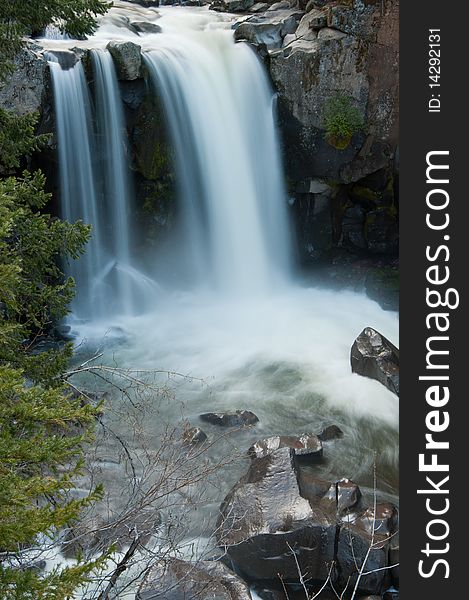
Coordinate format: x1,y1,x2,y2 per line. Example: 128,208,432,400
0,45,49,116
107,41,142,80
351,327,399,396
264,0,399,264
137,558,252,600
269,0,398,184
200,410,259,427
217,448,397,595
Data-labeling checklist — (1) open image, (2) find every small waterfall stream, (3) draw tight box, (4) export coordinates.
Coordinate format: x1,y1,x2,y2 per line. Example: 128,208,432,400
48,50,155,321
48,57,104,318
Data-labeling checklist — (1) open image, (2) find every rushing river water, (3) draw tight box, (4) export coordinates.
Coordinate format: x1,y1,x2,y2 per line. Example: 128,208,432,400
40,3,398,596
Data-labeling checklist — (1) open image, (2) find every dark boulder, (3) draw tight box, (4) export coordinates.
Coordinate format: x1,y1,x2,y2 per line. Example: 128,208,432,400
318,424,344,441
248,433,323,461
137,558,252,600
217,449,397,595
200,410,259,427
217,448,337,583
351,327,399,395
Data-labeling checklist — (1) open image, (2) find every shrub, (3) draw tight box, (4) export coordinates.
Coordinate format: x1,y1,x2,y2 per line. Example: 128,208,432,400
323,94,364,148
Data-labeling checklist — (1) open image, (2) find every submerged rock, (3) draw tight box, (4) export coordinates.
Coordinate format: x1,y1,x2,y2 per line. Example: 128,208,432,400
351,327,399,396
107,41,142,80
182,426,208,445
217,448,397,594
200,410,259,427
137,558,252,600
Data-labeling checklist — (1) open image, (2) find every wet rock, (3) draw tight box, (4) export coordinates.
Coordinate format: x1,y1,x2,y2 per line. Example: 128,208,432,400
218,449,397,594
200,410,259,427
0,44,48,116
318,424,343,441
351,327,399,396
137,558,252,600
234,10,304,49
107,41,142,80
336,478,364,517
182,426,208,445
355,502,399,538
132,21,162,34
297,472,331,502
217,448,336,583
248,434,323,461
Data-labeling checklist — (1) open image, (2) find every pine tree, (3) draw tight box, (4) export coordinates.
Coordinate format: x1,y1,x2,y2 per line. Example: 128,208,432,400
0,1,111,597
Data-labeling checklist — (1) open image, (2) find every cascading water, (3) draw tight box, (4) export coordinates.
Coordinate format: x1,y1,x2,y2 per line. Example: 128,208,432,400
91,48,140,316
48,56,104,318
48,49,156,321
145,31,292,295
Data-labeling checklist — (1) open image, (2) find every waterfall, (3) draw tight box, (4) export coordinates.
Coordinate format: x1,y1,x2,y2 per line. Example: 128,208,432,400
144,30,292,296
91,48,135,316
48,51,155,322
48,57,104,318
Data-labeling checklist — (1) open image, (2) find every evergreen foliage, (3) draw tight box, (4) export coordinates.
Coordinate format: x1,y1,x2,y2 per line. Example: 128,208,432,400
0,1,111,597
